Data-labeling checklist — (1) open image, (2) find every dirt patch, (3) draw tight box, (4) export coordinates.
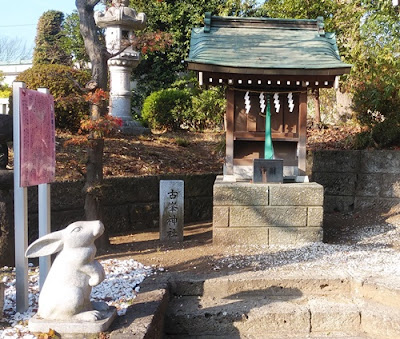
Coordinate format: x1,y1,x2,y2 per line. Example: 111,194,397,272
99,206,400,278
56,131,225,181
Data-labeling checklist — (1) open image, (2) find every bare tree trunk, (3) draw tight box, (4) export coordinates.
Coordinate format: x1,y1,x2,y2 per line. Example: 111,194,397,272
76,0,110,249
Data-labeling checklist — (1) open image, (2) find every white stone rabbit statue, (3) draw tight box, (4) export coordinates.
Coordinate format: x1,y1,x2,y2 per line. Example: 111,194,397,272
25,220,109,321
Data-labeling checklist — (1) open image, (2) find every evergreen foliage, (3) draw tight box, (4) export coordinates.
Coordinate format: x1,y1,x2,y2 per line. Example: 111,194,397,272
142,74,226,131
262,0,400,149
33,10,72,66
142,88,192,130
130,0,259,109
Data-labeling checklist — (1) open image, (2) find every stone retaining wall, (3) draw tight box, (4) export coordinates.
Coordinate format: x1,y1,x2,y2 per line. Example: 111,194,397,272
213,177,324,245
0,172,217,265
309,150,400,212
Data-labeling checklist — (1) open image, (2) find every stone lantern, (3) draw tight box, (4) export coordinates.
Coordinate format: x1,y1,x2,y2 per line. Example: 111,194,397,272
95,0,149,134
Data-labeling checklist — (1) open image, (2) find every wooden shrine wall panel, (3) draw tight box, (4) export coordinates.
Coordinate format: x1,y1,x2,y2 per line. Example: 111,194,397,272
273,142,298,166
233,91,299,137
283,93,299,135
233,140,264,160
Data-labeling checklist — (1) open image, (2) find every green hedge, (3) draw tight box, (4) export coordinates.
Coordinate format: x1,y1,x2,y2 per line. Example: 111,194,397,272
142,88,192,130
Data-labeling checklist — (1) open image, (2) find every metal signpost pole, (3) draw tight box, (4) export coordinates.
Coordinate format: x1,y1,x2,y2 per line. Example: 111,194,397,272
37,88,52,290
13,81,29,312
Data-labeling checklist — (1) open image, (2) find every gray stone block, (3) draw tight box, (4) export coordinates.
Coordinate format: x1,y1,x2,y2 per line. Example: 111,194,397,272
269,227,322,245
50,181,85,211
213,182,268,206
361,277,400,309
235,303,311,335
308,207,324,227
103,176,159,205
311,150,360,173
313,172,357,196
28,307,117,334
230,206,307,227
0,170,13,190
356,173,381,197
269,183,324,206
0,189,14,266
361,302,400,339
103,205,132,235
213,206,229,227
186,197,212,223
129,203,159,231
309,300,360,332
354,197,400,211
380,173,400,198
184,173,217,198
361,150,400,174
213,227,269,245
323,195,355,213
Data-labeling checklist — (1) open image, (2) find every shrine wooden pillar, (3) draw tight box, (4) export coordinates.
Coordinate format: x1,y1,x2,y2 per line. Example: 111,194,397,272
225,89,235,176
298,92,307,175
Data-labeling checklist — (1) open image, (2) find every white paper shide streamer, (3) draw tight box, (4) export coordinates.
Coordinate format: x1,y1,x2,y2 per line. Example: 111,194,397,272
259,92,266,113
288,92,294,112
244,91,251,114
273,93,280,113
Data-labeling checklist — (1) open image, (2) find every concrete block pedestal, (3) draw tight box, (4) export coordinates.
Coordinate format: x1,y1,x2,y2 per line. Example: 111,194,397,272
213,176,324,246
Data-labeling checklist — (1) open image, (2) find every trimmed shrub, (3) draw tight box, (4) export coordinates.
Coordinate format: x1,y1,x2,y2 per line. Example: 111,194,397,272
142,73,226,132
141,88,192,130
16,64,91,131
191,87,226,130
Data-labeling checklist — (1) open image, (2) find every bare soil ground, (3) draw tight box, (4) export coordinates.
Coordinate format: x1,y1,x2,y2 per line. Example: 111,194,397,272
51,125,400,276
47,124,365,181
98,207,400,276
55,130,225,181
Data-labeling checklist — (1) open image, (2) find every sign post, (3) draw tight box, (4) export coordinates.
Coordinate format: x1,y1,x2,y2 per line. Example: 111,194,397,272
37,88,52,290
12,82,29,312
13,83,55,312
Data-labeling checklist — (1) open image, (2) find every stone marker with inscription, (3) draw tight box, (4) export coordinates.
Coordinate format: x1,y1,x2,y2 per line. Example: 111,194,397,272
160,180,184,242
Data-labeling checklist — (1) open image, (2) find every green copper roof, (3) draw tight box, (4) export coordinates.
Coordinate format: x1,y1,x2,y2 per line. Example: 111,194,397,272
187,14,351,75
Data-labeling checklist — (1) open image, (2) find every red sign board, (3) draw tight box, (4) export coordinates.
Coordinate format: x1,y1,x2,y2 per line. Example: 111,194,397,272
19,88,55,187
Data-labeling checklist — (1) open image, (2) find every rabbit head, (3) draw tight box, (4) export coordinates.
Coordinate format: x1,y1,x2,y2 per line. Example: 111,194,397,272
25,220,104,258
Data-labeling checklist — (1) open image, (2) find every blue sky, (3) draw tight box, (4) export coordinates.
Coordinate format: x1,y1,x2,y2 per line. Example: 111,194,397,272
0,0,80,48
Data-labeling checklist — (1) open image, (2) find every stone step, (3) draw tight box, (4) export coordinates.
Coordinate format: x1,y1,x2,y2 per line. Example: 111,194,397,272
171,274,352,300
354,276,400,309
360,301,400,339
164,295,362,338
166,335,368,339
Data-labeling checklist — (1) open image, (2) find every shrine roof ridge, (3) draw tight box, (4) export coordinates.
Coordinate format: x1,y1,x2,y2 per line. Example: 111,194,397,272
203,13,325,32
187,13,351,77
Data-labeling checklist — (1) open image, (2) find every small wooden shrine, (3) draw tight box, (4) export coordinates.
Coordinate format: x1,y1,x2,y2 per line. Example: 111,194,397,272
187,14,351,181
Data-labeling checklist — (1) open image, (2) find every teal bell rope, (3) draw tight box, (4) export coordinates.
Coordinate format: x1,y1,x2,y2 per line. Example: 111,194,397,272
264,95,274,159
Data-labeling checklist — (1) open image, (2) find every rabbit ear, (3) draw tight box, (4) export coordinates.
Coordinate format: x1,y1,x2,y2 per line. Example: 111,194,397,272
25,231,64,258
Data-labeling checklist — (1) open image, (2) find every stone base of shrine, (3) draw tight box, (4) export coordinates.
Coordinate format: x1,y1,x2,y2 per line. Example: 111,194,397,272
212,176,324,246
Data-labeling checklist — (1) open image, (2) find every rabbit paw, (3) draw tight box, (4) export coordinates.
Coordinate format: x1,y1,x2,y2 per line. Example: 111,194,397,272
74,310,103,321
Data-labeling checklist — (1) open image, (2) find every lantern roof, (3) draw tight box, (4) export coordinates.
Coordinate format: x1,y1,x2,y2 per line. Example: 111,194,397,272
187,14,351,77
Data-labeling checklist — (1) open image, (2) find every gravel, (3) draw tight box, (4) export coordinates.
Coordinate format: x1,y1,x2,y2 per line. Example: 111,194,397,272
213,218,400,281
1,212,400,338
0,259,152,338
